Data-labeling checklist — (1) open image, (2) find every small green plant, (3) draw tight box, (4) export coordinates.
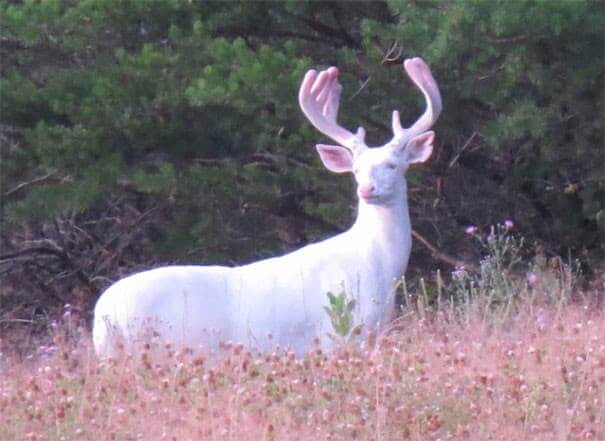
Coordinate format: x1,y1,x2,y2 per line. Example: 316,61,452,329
323,290,359,339
450,221,525,322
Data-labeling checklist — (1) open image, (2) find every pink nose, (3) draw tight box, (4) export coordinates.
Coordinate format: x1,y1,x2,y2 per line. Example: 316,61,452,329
357,183,375,199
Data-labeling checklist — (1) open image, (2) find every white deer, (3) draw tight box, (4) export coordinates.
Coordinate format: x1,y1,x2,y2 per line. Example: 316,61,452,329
93,57,442,357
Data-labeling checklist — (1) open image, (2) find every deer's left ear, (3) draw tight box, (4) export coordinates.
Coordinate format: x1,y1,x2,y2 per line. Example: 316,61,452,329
399,131,434,165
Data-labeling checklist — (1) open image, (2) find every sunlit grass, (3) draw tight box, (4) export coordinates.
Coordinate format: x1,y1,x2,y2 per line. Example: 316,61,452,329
1,297,603,441
2,224,603,440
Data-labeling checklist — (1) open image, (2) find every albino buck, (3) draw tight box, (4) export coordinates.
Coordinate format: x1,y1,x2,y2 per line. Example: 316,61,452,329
93,57,442,357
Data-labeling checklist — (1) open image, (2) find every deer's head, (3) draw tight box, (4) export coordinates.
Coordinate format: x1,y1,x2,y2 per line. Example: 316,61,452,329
299,58,442,205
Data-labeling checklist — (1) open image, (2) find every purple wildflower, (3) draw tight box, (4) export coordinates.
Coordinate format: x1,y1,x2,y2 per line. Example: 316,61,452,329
452,266,467,280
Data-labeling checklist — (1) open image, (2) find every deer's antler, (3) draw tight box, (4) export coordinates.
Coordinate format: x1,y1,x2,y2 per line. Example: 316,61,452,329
390,57,442,148
298,67,367,154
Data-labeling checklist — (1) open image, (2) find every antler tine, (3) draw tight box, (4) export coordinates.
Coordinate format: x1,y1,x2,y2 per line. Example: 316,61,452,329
299,67,366,153
392,110,404,138
391,57,442,147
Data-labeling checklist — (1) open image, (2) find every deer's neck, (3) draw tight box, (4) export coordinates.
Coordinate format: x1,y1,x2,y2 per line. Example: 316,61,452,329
354,196,410,241
350,191,412,274
342,191,411,329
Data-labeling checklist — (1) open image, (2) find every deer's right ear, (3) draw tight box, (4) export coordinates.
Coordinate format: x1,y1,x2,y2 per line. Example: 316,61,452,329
401,131,434,165
316,144,354,173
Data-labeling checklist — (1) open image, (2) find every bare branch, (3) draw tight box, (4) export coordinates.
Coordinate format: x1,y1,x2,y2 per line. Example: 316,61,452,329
412,229,479,272
3,171,57,199
349,76,371,101
486,33,549,44
448,131,479,168
381,40,403,65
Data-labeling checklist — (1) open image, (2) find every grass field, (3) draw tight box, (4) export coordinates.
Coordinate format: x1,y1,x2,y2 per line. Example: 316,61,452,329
1,227,603,440
1,297,603,441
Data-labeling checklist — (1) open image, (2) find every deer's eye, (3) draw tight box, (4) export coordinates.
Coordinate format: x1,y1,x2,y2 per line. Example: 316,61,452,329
386,162,397,170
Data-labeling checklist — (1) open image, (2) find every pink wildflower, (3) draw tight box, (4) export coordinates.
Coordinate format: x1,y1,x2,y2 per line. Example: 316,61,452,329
465,226,478,235
526,272,538,287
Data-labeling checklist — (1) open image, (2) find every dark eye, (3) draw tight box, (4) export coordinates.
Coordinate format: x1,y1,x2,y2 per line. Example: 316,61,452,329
386,163,397,170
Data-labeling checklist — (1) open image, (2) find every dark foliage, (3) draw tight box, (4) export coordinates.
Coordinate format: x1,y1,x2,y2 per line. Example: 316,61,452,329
1,1,603,333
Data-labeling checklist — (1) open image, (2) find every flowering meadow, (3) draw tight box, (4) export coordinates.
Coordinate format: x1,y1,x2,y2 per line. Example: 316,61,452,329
1,298,603,441
1,225,603,440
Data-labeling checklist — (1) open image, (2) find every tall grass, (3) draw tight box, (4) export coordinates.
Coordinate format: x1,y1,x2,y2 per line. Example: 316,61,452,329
401,222,589,327
1,225,603,440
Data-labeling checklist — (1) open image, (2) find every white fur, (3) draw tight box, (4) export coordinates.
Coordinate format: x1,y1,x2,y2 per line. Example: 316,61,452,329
93,58,442,357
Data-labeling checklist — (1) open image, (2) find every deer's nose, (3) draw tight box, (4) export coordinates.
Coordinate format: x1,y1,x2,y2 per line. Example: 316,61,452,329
357,183,375,199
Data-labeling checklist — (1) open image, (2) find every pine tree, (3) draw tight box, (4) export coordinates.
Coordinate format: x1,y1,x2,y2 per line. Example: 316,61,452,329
1,1,603,324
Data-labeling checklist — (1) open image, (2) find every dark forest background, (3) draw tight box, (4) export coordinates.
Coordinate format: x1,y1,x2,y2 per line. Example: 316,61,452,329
1,0,603,335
